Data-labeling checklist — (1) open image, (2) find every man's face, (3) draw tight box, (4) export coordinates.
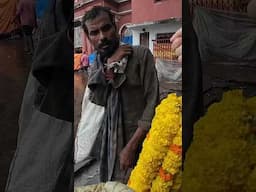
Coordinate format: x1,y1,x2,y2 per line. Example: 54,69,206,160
85,12,119,58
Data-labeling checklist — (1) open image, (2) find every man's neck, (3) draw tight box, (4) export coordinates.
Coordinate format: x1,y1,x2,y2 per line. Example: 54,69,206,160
99,45,120,63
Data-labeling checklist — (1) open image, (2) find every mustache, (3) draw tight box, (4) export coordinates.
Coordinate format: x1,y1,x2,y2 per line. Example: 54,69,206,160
98,39,112,49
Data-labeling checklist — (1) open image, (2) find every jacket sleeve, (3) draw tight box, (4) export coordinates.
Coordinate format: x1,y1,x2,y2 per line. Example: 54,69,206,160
137,47,160,131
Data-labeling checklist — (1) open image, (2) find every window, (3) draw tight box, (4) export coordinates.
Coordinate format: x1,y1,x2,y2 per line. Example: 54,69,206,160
74,24,83,48
156,33,173,43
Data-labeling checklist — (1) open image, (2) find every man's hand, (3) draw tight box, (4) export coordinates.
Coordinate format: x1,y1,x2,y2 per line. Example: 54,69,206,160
170,28,182,63
119,127,147,171
119,144,136,171
107,45,133,64
104,68,114,80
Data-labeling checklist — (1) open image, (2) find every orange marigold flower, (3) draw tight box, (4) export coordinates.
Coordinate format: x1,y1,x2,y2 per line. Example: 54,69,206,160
169,144,182,155
159,167,173,182
146,133,150,140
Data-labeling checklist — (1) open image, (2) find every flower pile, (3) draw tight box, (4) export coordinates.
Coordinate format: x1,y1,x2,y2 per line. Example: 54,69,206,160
128,93,182,192
182,90,256,192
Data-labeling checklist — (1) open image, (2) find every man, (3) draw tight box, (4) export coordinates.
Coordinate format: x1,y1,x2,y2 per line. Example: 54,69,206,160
77,6,159,184
15,0,37,54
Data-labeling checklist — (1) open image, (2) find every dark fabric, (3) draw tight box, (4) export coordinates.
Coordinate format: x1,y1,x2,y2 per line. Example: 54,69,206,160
87,54,109,107
32,0,73,122
193,7,256,63
5,0,74,191
248,0,256,19
120,46,159,132
32,28,73,121
5,75,74,192
182,1,204,163
22,25,33,35
100,88,125,182
193,7,256,108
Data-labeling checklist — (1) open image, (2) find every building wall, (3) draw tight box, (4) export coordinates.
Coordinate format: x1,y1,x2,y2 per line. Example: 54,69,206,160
117,1,131,11
131,0,181,24
130,21,181,53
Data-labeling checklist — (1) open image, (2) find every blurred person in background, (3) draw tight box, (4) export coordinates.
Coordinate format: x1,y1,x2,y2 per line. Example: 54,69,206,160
34,0,50,47
74,47,83,71
81,50,89,71
14,0,37,55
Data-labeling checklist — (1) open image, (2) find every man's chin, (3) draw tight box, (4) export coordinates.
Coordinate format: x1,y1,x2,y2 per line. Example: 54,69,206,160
98,49,114,59
97,42,119,59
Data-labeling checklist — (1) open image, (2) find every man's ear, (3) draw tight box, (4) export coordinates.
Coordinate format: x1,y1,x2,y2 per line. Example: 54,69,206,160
247,0,256,19
86,36,95,49
85,33,91,43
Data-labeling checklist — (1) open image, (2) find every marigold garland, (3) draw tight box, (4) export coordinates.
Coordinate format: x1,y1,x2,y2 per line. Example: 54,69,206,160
151,127,182,192
128,93,182,192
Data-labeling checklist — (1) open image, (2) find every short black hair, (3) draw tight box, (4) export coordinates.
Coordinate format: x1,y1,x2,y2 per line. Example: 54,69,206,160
82,6,116,35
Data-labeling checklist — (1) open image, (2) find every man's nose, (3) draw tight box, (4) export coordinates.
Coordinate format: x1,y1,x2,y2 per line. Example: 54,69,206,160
99,30,106,41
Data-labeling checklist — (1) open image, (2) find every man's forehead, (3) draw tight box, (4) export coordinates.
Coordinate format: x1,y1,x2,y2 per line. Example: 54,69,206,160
85,12,112,29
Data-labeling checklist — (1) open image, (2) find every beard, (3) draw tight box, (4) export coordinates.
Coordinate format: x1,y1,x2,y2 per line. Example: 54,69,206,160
97,37,119,61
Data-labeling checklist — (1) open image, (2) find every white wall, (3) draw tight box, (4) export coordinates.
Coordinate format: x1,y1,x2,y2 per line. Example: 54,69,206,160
129,21,181,53
74,26,83,48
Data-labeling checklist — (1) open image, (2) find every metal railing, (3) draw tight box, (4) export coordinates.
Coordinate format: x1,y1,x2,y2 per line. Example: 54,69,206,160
153,39,177,61
190,0,249,13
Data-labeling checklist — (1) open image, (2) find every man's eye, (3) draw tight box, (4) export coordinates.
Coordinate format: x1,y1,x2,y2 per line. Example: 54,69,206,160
101,24,112,32
89,30,99,36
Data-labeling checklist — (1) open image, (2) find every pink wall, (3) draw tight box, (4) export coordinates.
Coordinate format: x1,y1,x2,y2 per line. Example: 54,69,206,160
132,0,181,24
117,13,131,29
117,1,131,12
